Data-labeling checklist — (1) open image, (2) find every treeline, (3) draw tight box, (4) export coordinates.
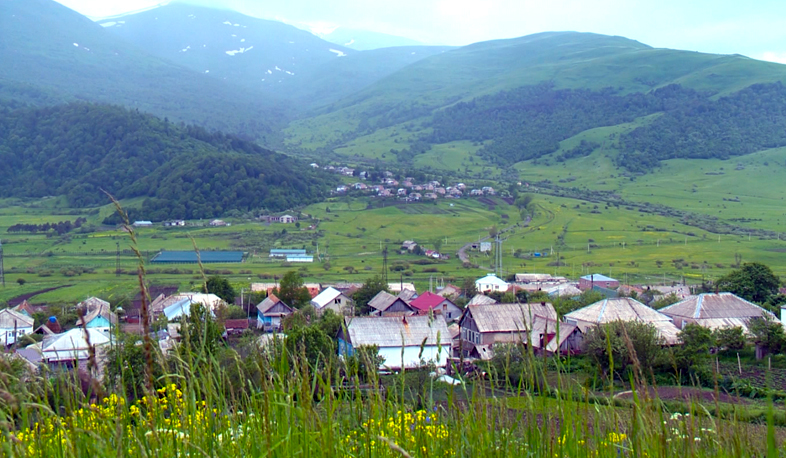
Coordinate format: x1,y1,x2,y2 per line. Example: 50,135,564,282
7,218,86,235
0,103,338,219
425,82,786,171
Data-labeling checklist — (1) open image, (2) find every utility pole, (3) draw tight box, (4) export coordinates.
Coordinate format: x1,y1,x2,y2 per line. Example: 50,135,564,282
0,239,4,287
115,241,120,277
382,245,389,284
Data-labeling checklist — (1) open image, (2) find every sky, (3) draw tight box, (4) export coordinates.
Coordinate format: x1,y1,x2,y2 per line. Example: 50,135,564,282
54,0,786,63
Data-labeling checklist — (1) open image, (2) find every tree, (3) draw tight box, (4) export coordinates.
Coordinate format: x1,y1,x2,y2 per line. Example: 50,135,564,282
285,325,335,369
714,326,746,351
16,278,26,286
674,323,713,373
583,321,664,379
345,345,384,383
353,275,389,315
275,271,312,309
202,276,236,303
748,316,785,358
715,262,781,304
461,277,477,299
179,302,223,359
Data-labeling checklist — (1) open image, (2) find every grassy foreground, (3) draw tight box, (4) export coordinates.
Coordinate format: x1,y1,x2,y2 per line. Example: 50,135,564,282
1,341,782,458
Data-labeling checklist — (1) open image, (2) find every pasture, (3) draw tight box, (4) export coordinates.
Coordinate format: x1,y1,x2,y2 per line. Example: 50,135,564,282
1,190,785,305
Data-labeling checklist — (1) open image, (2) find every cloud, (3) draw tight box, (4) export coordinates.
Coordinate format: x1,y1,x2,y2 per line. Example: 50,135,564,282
759,52,786,65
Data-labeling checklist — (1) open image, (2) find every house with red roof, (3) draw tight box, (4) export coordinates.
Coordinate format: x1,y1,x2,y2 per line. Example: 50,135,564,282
409,292,463,321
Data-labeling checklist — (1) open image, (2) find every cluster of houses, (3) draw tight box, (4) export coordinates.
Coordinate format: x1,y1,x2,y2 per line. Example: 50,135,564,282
4,271,784,377
320,164,496,202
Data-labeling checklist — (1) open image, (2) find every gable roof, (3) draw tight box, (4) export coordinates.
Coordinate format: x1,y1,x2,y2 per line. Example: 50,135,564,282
464,303,558,333
564,297,680,344
581,274,618,282
312,287,344,309
0,308,34,329
224,319,250,330
344,315,451,347
397,289,418,303
437,284,461,298
468,294,497,306
80,299,117,326
256,294,293,316
42,328,111,362
410,292,453,312
368,291,412,312
475,274,509,287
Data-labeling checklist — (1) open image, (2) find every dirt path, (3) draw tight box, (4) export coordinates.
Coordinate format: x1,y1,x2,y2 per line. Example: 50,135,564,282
8,285,73,306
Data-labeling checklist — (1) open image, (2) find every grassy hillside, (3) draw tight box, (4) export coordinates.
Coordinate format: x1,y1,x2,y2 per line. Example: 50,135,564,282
0,0,284,140
285,32,786,165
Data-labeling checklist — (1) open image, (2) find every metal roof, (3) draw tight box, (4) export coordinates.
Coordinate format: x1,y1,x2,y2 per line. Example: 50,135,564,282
466,303,558,333
0,309,34,329
468,294,497,306
565,297,680,345
344,315,451,348
42,328,111,362
368,291,412,312
581,274,618,282
410,292,451,311
475,274,509,287
311,287,343,308
659,293,777,320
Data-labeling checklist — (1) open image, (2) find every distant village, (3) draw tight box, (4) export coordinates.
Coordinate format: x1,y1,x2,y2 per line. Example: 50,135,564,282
314,163,498,201
3,269,782,377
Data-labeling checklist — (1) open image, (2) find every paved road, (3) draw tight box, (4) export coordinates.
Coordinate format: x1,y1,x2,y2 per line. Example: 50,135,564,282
456,215,531,266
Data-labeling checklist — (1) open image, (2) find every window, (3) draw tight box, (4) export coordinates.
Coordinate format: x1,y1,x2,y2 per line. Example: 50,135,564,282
334,298,341,304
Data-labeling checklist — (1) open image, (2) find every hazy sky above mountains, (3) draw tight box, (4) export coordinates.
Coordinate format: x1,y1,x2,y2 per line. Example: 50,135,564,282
55,0,786,64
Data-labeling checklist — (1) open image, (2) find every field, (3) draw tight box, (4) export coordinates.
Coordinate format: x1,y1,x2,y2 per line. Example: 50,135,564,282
2,186,786,306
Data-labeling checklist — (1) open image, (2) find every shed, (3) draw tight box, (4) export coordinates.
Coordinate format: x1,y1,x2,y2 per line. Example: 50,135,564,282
257,294,293,331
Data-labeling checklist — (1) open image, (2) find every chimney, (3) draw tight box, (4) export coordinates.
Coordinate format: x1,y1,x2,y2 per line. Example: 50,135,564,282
402,315,408,325
541,301,546,307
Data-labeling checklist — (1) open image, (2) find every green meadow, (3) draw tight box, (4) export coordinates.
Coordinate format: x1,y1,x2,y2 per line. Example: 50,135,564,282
1,188,785,305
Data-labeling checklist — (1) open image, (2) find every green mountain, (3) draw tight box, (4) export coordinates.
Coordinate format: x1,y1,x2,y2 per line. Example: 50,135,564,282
0,102,337,220
0,0,284,141
99,3,452,109
286,31,786,169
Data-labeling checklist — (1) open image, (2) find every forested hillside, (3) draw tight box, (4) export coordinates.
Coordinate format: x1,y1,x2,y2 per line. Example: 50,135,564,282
425,82,786,170
0,103,337,219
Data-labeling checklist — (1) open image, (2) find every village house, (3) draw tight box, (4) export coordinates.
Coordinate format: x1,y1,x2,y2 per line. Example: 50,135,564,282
401,240,418,252
311,287,354,315
468,294,498,306
564,297,681,345
409,292,463,321
436,284,462,299
475,273,509,293
658,292,779,333
41,328,111,369
387,282,417,294
336,185,347,193
278,215,297,224
76,297,117,333
578,274,619,291
424,192,438,200
256,294,294,331
413,185,424,191
0,308,34,346
309,163,319,168
133,220,153,227
338,315,452,370
353,182,368,191
481,186,496,195
367,291,415,316
397,188,407,196
397,289,419,303
470,189,483,196
410,193,422,201
209,219,228,227
458,302,577,360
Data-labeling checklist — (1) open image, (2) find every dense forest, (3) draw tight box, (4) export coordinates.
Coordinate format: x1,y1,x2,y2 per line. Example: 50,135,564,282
0,103,338,219
426,82,786,171
617,83,786,172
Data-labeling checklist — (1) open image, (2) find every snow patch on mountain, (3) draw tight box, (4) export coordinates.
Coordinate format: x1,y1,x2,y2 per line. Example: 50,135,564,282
344,39,354,46
225,46,253,56
73,43,79,47
101,22,117,27
180,46,191,53
329,49,347,57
